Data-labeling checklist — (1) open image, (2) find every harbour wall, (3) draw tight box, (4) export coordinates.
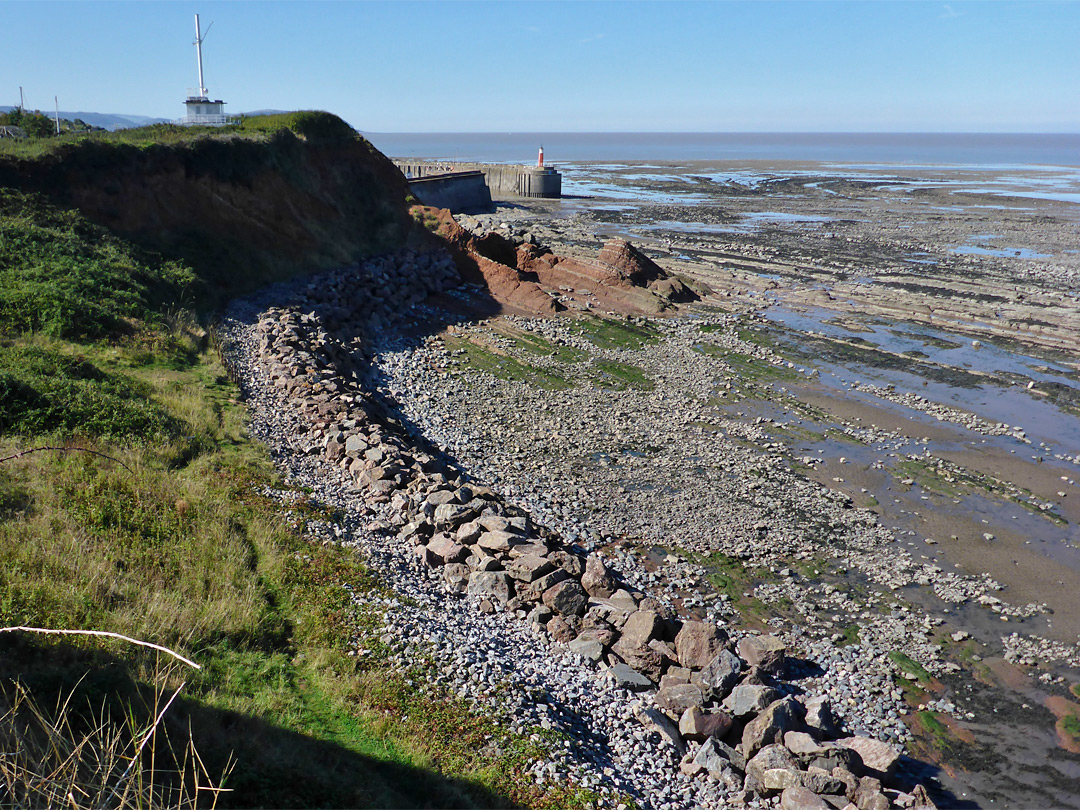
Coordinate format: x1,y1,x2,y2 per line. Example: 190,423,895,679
405,170,492,213
395,161,561,202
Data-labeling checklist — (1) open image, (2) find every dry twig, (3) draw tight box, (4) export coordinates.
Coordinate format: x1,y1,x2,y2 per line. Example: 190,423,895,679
0,627,200,671
0,446,133,474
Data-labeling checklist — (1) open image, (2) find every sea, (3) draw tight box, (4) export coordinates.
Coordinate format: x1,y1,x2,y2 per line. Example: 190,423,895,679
364,132,1080,206
363,132,1080,169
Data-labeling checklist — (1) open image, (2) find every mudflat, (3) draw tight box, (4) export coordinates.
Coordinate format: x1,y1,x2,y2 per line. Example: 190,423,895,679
402,159,1080,806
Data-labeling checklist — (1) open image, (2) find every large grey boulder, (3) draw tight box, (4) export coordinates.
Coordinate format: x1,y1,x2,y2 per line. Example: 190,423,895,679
425,489,457,507
477,530,522,553
567,635,604,663
344,433,369,458
433,502,476,528
611,610,665,681
678,706,733,742
737,635,787,675
466,571,514,604
442,563,471,592
542,579,589,616
799,767,848,796
581,554,618,597
746,743,799,781
802,694,839,737
618,610,662,647
780,786,833,810
507,553,555,582
723,684,782,718
700,647,744,699
426,534,468,565
761,768,803,792
742,697,806,759
835,737,900,782
610,662,654,692
655,683,705,717
455,520,483,545
674,620,730,669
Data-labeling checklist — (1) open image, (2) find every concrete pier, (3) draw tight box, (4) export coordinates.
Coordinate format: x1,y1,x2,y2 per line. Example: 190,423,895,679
394,160,562,202
405,170,492,212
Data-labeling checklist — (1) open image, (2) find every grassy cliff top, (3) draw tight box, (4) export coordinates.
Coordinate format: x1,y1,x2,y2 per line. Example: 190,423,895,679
0,110,361,161
0,109,424,312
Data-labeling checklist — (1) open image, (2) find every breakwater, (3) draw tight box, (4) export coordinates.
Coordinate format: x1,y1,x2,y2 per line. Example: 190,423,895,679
394,160,562,200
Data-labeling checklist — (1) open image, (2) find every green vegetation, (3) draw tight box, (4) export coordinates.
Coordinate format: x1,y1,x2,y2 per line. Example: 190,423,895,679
0,110,359,160
667,547,777,627
1070,683,1080,700
695,343,798,383
587,359,654,391
838,624,860,646
889,650,934,692
493,325,588,364
911,710,963,757
1061,713,1080,738
736,327,775,348
896,459,964,498
0,189,193,339
445,336,571,390
0,154,586,807
412,207,443,233
569,314,658,350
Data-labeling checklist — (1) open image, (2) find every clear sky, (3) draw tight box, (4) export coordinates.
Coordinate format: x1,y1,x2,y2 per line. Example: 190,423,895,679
3,1,1077,133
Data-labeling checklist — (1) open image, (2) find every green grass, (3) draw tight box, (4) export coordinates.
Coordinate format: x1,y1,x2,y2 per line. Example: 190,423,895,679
0,189,194,340
0,112,359,161
568,314,658,350
0,341,190,442
445,336,572,390
1062,713,1080,736
1071,683,1080,700
0,182,592,807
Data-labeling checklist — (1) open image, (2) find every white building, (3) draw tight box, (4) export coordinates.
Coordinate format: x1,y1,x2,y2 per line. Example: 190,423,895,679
178,14,237,127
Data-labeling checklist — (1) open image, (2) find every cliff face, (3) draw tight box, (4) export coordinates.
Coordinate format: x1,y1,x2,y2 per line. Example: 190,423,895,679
0,124,425,305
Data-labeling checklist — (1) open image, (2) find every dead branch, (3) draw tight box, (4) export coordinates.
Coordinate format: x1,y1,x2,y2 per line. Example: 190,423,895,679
0,627,200,670
0,446,133,474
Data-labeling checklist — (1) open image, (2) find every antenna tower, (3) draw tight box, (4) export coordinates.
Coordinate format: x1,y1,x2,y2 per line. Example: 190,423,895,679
193,14,213,99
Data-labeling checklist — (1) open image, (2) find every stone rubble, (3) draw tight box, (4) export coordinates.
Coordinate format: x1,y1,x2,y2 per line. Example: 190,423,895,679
219,248,943,809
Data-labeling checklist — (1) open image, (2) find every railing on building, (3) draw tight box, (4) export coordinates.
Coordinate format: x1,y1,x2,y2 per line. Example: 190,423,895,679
177,113,239,127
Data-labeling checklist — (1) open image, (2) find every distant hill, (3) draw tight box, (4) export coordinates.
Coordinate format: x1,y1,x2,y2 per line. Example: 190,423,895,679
0,106,171,131
0,107,310,131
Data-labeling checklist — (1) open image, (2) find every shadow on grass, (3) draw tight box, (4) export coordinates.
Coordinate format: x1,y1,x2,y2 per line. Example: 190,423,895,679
0,638,519,809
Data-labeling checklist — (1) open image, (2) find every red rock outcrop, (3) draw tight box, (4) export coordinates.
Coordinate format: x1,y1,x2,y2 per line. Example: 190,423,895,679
418,205,698,317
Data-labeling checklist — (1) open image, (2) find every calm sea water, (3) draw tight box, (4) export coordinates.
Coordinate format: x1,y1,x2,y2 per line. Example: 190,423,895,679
363,132,1080,169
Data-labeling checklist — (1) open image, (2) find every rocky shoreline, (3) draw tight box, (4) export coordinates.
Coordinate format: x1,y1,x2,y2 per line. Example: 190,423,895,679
216,244,970,810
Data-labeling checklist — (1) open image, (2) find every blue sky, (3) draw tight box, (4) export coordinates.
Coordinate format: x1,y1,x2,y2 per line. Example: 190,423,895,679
3,1,1077,132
